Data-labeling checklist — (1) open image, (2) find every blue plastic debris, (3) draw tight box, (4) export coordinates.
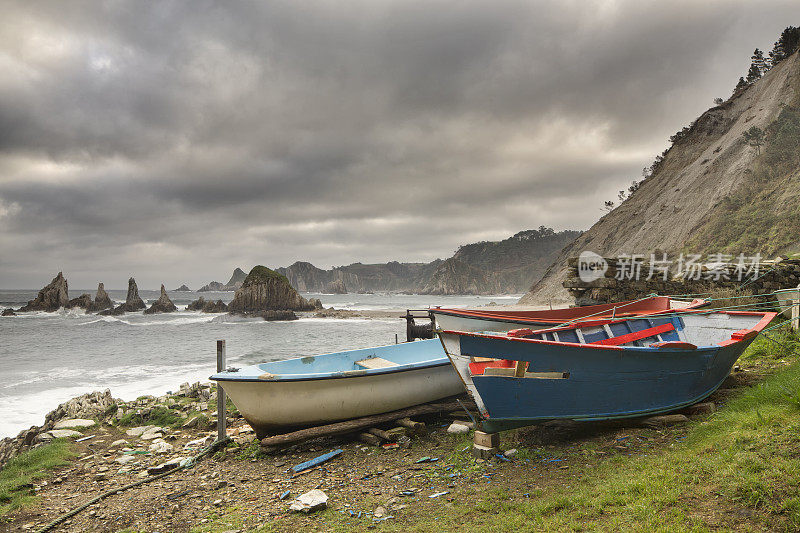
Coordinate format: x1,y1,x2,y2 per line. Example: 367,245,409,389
415,456,432,463
279,490,291,500
495,453,511,462
429,491,449,498
292,449,343,473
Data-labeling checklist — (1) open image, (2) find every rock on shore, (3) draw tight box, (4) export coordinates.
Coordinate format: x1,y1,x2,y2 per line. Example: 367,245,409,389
144,285,178,314
18,272,70,312
228,266,317,317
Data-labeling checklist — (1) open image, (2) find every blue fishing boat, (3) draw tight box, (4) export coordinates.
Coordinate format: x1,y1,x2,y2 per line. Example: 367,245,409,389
438,310,776,432
210,339,463,437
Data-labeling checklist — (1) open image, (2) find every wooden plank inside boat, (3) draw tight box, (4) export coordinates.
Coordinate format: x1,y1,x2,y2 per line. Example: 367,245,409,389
355,357,398,369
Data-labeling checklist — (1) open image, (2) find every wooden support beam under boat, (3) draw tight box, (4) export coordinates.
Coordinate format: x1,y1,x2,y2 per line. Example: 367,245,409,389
259,398,474,449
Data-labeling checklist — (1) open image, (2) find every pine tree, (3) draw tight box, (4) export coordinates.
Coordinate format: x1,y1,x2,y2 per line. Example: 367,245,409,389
734,77,747,94
746,64,761,84
751,48,766,75
742,126,765,155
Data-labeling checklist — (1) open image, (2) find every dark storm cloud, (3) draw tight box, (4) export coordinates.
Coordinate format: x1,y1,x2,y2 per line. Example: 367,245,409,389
0,0,797,288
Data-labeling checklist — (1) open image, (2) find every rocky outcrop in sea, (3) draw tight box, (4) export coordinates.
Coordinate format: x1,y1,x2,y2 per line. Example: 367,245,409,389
66,293,93,310
18,272,70,312
174,284,191,292
100,278,146,315
2,308,16,316
88,283,114,312
144,285,178,314
228,266,317,318
197,268,248,292
325,279,347,294
187,297,228,313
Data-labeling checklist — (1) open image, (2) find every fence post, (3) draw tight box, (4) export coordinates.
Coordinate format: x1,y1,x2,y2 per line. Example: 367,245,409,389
792,286,800,332
217,340,226,441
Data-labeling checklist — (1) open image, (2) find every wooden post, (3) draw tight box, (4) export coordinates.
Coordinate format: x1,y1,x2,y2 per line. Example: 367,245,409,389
792,285,800,331
217,340,226,441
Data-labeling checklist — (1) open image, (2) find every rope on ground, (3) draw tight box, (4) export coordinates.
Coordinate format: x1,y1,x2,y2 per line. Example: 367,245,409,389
35,437,231,533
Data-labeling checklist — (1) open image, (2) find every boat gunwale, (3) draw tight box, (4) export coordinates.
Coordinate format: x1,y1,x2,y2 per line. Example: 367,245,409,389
209,339,450,383
439,310,777,351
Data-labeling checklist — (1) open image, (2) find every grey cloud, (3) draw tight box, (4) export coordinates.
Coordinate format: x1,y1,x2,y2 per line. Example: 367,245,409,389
0,0,797,288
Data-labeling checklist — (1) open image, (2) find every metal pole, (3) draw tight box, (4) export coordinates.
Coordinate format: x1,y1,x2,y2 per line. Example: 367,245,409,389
216,340,226,441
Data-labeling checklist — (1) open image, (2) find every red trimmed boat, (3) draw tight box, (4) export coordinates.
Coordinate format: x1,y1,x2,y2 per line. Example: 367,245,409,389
438,310,775,432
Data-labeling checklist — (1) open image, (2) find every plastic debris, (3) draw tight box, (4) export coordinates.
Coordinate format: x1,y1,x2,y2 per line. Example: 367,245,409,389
415,456,432,463
382,443,399,450
279,490,291,500
292,449,343,473
429,491,449,498
289,489,328,513
503,448,518,458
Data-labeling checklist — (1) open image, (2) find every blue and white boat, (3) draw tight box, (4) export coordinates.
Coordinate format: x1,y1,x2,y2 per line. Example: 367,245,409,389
210,339,463,437
438,310,776,432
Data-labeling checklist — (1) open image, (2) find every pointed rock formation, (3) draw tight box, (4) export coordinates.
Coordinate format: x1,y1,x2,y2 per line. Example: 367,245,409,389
174,284,191,292
144,285,178,314
100,277,146,315
228,266,316,318
87,283,114,312
224,268,247,290
18,272,69,312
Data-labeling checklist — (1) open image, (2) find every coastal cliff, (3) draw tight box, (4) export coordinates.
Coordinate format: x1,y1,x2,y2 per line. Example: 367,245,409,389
420,257,501,295
522,50,800,305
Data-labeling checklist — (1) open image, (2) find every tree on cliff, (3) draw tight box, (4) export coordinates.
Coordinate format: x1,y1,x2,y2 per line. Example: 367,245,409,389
742,126,765,155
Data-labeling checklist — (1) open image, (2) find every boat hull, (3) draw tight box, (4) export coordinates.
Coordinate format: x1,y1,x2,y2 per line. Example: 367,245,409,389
219,363,464,436
439,311,773,432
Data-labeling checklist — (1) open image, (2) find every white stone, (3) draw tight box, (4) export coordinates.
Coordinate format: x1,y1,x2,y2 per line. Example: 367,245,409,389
446,423,470,434
140,429,164,440
53,419,95,429
289,489,328,513
126,425,156,437
149,440,174,454
110,439,127,447
504,448,518,458
48,429,82,438
115,455,136,465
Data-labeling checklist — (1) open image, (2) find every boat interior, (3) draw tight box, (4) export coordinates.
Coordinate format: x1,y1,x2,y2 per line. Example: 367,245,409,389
213,338,447,381
462,311,773,378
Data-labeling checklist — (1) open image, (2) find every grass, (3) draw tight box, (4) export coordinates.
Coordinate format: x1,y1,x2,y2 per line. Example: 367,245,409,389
116,406,185,428
0,440,75,516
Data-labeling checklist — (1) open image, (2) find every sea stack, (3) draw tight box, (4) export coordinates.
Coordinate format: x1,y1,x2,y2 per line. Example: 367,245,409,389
66,293,93,310
144,285,178,314
228,266,316,318
18,272,69,312
88,283,114,312
123,277,146,311
325,279,347,294
187,297,228,313
175,284,191,292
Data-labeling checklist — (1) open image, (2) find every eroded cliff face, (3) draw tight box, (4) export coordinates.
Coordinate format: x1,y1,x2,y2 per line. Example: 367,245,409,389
228,266,317,314
420,257,502,295
522,52,800,305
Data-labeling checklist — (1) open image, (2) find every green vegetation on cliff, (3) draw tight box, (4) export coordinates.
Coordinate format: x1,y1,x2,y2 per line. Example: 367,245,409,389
242,265,291,287
686,103,800,256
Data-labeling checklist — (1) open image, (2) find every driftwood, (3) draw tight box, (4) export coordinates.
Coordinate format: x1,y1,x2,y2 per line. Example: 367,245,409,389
396,418,426,435
260,398,473,448
358,433,382,446
367,427,395,441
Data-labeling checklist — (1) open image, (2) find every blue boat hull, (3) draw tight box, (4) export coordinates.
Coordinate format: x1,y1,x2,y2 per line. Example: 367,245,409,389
439,311,774,432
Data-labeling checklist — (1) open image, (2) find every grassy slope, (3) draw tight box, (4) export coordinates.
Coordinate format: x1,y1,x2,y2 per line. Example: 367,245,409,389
0,440,75,516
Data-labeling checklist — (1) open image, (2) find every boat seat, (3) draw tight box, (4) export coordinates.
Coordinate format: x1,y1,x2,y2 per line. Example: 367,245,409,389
355,357,398,369
590,322,675,346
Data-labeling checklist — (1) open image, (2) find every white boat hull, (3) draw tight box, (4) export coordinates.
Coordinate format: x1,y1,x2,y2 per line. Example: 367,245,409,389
219,364,464,436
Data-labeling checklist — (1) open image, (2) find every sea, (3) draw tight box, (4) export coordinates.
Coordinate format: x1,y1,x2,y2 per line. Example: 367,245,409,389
0,289,521,439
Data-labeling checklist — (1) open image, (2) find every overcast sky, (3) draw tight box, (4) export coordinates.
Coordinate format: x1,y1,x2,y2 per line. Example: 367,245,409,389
0,1,797,289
